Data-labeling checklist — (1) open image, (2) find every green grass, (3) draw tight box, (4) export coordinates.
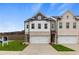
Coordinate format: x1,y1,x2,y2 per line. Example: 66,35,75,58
51,44,74,51
0,40,28,51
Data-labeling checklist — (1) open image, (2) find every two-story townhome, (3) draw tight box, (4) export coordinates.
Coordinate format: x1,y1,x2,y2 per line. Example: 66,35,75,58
24,10,79,44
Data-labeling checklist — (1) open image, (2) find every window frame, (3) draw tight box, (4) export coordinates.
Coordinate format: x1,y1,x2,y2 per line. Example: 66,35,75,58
38,16,41,20
31,23,35,29
26,24,29,29
67,15,69,19
52,24,54,28
66,22,70,29
38,23,41,29
73,22,76,29
59,22,62,29
44,23,48,29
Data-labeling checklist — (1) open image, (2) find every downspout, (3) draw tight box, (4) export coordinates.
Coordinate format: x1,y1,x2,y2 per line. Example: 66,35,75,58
24,21,30,44
28,21,30,44
50,20,52,44
55,19,58,44
24,22,26,42
24,21,28,43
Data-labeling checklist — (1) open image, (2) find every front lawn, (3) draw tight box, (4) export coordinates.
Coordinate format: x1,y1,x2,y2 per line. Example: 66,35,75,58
51,44,74,51
0,40,28,51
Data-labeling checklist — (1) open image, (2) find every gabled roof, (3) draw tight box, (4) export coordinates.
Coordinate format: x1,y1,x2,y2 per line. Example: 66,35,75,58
51,10,79,21
33,12,47,18
62,10,74,16
24,12,54,22
24,10,79,22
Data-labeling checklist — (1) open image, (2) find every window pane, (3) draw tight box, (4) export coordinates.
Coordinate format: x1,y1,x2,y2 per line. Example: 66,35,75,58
66,22,69,28
52,24,54,28
73,22,76,28
38,16,41,20
59,22,62,28
31,24,34,29
44,24,48,29
27,25,29,29
38,23,41,29
67,15,69,19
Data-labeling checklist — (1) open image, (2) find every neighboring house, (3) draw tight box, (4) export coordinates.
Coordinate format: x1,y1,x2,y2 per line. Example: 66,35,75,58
24,10,79,44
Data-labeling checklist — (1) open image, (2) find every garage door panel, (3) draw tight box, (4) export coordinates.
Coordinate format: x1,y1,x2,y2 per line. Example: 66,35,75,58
30,36,49,43
58,36,78,44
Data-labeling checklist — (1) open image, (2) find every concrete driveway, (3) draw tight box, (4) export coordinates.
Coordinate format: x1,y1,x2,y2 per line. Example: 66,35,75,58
20,44,79,55
0,44,79,55
20,44,58,55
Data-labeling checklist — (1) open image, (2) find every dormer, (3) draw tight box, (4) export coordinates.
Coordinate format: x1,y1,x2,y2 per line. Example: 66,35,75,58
32,12,48,20
24,12,50,23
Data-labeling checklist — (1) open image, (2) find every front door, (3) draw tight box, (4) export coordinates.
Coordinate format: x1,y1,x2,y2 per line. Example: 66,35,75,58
51,34,55,43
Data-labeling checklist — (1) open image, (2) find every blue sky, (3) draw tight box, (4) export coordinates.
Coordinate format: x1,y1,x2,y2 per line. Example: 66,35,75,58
0,3,79,32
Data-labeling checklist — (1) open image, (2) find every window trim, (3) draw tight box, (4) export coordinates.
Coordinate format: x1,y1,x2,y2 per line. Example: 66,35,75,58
44,23,48,29
52,24,54,28
38,16,41,20
66,22,69,29
73,22,76,29
31,23,35,29
27,24,29,29
67,15,69,19
59,22,62,29
38,23,41,29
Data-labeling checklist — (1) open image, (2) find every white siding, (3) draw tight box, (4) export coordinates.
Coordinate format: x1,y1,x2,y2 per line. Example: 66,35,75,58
25,22,29,34
24,11,79,44
29,21,50,32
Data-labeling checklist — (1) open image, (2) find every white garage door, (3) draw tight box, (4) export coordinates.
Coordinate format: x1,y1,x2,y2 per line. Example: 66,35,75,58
30,36,50,43
58,36,78,44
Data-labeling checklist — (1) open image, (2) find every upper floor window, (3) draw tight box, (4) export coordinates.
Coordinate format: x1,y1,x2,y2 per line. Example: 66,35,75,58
52,24,54,28
31,23,35,29
59,22,62,29
38,16,41,20
67,15,69,19
26,24,29,29
38,23,41,29
44,23,48,29
66,22,69,29
73,22,76,29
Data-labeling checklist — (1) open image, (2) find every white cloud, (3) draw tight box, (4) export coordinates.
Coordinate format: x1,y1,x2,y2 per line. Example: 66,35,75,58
32,4,42,12
50,3,56,10
0,22,23,32
58,4,67,10
58,4,73,11
27,3,43,18
57,4,73,15
0,4,43,32
58,9,67,15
